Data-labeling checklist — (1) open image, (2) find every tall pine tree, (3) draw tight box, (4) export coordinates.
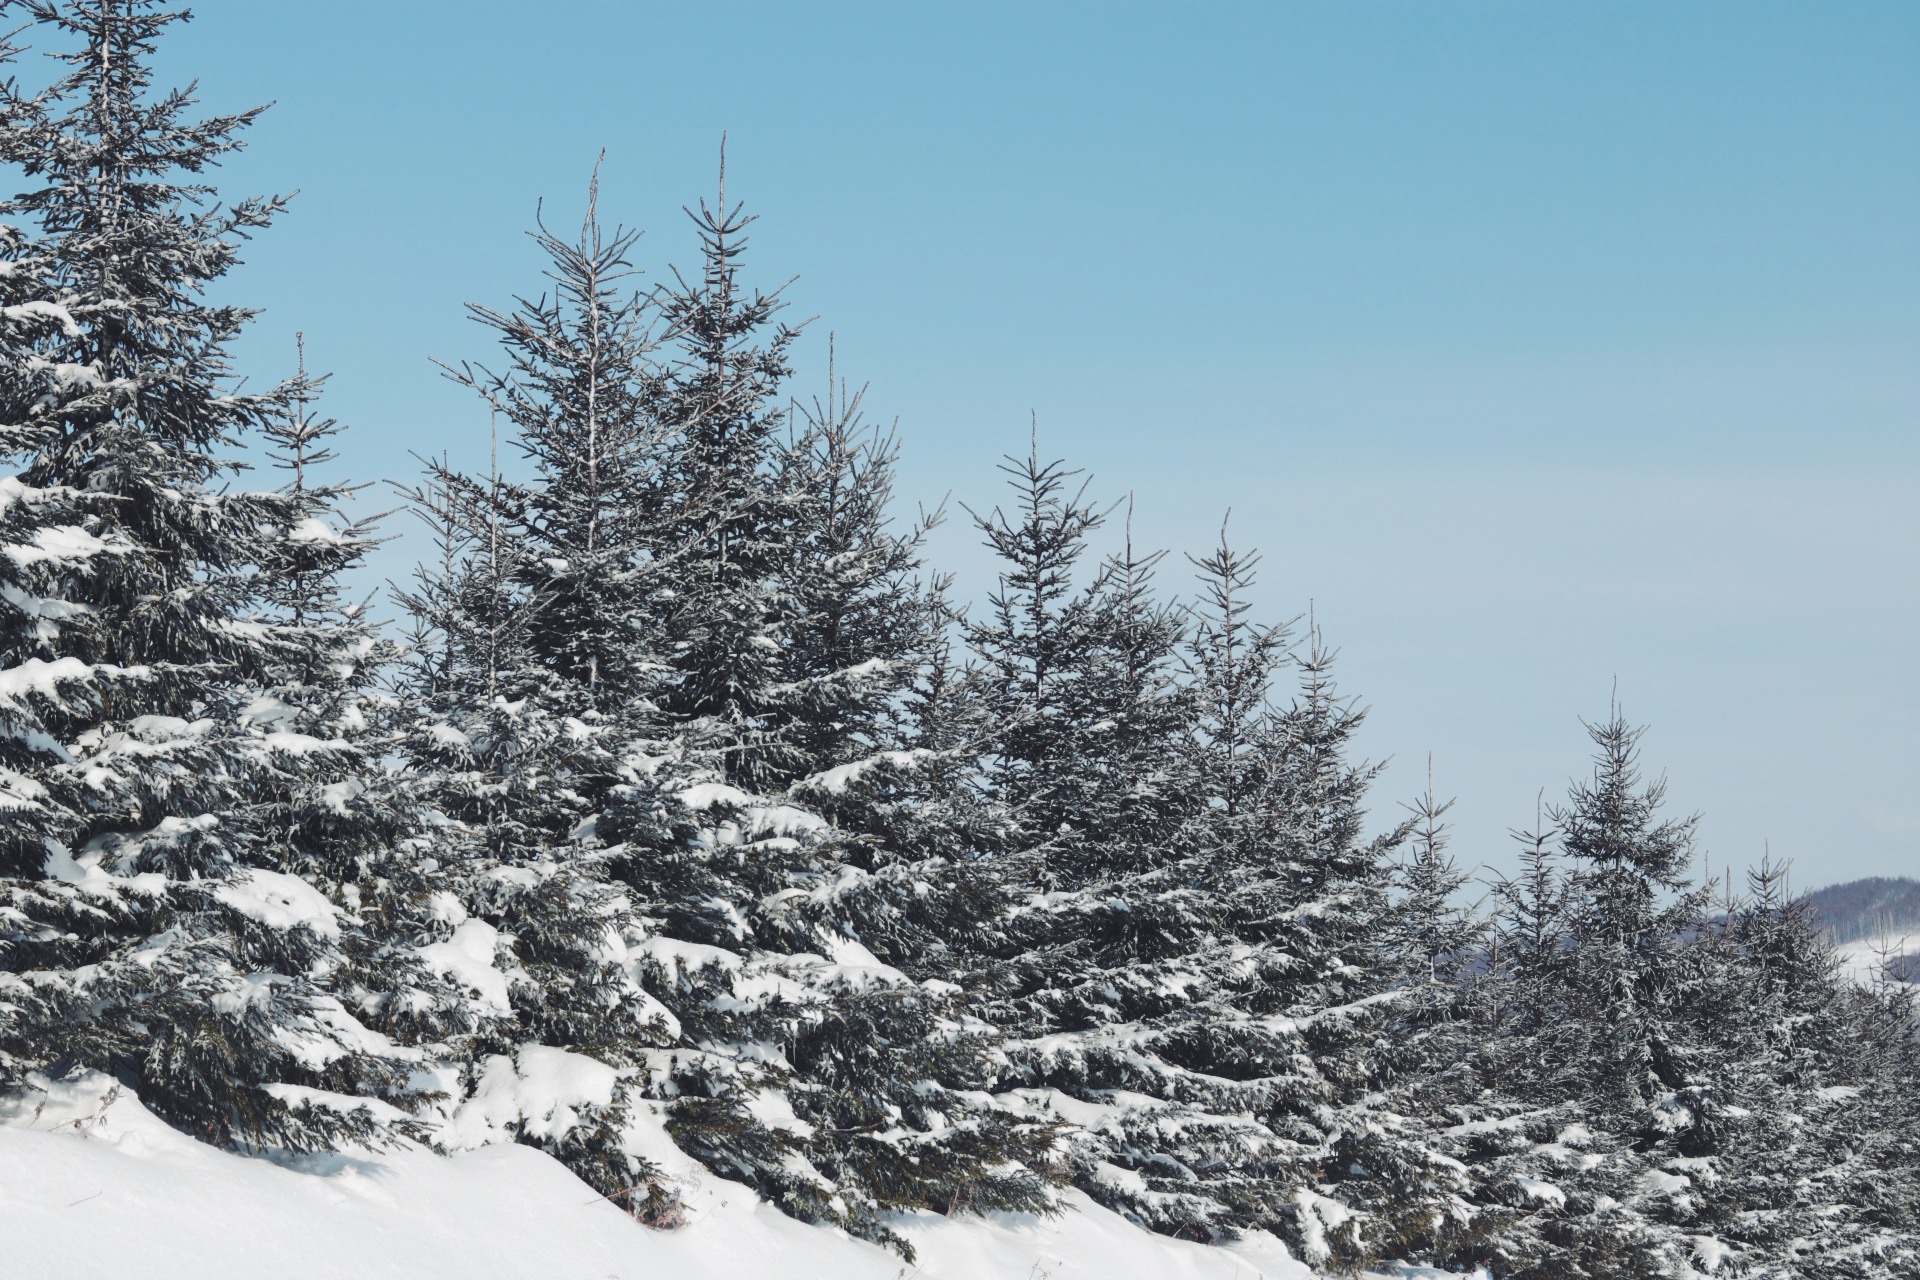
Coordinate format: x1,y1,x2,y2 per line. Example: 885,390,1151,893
396,177,698,1215
402,174,1058,1253
0,0,422,1150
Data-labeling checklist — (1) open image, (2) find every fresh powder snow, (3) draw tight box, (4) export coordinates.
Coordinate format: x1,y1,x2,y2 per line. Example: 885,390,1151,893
0,1071,1324,1280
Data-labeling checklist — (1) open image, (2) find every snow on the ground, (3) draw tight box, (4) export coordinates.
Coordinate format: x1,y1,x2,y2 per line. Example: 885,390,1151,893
0,1072,1315,1280
1834,931,1920,987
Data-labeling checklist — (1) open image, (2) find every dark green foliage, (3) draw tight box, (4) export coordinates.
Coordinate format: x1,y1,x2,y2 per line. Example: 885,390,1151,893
396,169,1064,1255
959,465,1460,1266
393,181,695,1209
1417,714,1920,1279
650,167,805,792
0,0,424,1150
5,7,1916,1273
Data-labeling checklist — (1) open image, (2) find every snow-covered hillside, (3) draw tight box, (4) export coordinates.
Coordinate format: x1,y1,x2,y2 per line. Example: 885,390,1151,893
1,1073,1318,1280
1834,931,1920,988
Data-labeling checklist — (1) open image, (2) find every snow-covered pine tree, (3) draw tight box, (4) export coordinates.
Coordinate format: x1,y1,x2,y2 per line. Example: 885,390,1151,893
1181,527,1288,847
964,497,1460,1264
1026,506,1209,991
1179,623,1461,1269
402,177,1057,1252
252,341,496,1061
1057,502,1197,885
1028,533,1323,1246
955,446,1117,1140
768,343,936,790
1442,713,1719,1279
0,202,144,1090
395,179,698,1214
0,0,422,1149
1547,710,1720,1272
959,450,1190,975
1373,777,1502,1267
753,361,1067,1238
1682,857,1920,1277
758,346,995,988
651,153,804,792
962,445,1109,902
1417,805,1604,1278
1483,804,1576,1105
644,175,1066,1245
966,479,1242,1238
1385,778,1484,1050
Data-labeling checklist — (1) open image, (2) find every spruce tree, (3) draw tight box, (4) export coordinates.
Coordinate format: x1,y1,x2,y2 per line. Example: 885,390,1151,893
1433,807,1622,1278
1376,778,1500,1267
1546,710,1719,1275
1182,528,1287,842
1684,858,1920,1278
396,179,698,1214
651,157,803,791
968,484,1242,1239
760,370,1068,1242
1180,627,1457,1268
1058,503,1196,883
648,180,1060,1248
402,177,1058,1252
963,445,1108,895
770,345,936,790
253,341,495,1059
1449,714,1733,1278
963,493,1460,1265
1386,778,1484,1041
0,0,421,1149
0,204,142,1089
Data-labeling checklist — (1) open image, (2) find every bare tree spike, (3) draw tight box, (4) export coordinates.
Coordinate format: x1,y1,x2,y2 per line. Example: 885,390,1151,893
585,147,605,240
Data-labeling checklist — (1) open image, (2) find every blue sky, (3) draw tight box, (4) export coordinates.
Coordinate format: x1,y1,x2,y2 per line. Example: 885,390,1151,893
116,1,1920,887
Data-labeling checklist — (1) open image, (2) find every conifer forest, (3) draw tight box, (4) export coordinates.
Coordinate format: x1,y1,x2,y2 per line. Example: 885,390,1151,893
1,4,1915,1278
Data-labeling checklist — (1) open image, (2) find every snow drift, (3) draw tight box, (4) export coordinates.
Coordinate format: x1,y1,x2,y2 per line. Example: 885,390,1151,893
0,1072,1317,1280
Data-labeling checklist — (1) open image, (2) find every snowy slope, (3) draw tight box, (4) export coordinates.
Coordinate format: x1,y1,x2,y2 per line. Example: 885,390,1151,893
0,1073,1314,1280
1834,931,1920,987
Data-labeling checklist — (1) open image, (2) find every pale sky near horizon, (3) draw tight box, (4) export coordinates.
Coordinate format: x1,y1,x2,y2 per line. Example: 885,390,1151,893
85,1,1920,889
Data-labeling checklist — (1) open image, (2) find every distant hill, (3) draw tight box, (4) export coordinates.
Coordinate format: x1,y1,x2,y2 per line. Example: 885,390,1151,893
1800,876,1920,944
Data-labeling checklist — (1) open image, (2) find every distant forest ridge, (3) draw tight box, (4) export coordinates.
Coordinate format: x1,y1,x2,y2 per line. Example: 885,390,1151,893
1802,876,1920,944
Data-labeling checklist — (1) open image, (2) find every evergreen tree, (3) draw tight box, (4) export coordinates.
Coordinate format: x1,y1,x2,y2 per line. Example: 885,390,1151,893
395,179,697,1215
1060,503,1197,883
1684,858,1920,1278
760,374,1070,1242
401,178,1058,1252
1182,628,1457,1268
963,445,1108,893
647,187,1061,1248
1555,712,1706,1135
1447,714,1738,1278
651,155,803,791
253,340,493,1060
1376,777,1500,1267
961,478,1240,1238
0,0,421,1149
1546,710,1721,1275
964,494,1459,1265
1433,804,1625,1279
770,343,936,791
0,205,143,1089
1387,777,1484,1036
1182,528,1287,842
